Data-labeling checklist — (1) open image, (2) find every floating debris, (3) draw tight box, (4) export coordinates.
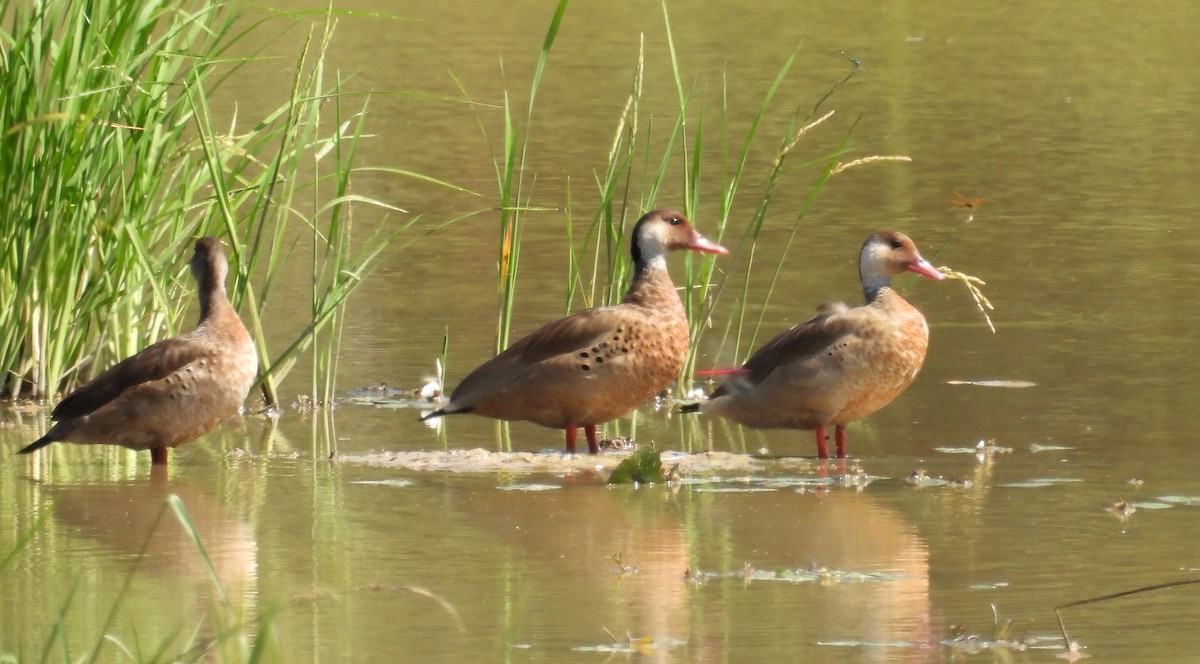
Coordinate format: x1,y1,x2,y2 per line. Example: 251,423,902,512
817,639,915,648
935,439,1013,456
1107,499,1136,519
351,478,415,488
496,483,560,492
946,379,1037,388
610,553,638,576
1127,501,1173,510
942,633,1067,655
907,469,951,488
944,607,1068,656
573,634,687,655
688,563,910,584
1157,495,1200,507
1030,443,1074,453
418,378,441,400
598,436,636,451
346,382,407,399
678,471,882,493
969,581,1010,590
346,379,445,409
997,478,1085,488
338,448,796,475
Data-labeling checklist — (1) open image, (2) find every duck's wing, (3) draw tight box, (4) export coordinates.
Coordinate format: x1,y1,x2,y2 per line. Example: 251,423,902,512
445,307,628,404
52,336,204,420
710,309,858,398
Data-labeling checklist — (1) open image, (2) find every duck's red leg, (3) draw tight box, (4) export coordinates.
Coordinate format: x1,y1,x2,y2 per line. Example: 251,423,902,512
584,424,599,454
815,426,830,459
151,446,169,465
564,425,578,454
835,425,848,459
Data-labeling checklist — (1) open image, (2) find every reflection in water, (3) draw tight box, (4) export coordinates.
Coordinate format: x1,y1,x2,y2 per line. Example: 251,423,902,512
457,479,691,662
692,486,932,662
457,477,930,661
43,474,258,655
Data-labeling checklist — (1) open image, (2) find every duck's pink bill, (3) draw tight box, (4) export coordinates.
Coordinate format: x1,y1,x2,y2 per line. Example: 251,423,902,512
689,234,729,255
908,257,945,280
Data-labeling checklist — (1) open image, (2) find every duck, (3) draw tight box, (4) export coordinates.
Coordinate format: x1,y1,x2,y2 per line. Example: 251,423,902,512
17,237,259,465
423,209,728,454
683,231,944,459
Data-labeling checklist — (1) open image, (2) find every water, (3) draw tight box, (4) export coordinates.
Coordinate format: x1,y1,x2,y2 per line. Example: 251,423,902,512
6,0,1200,660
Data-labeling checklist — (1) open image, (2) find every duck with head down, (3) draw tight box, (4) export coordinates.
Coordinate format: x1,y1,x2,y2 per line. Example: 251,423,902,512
424,209,728,454
684,231,944,459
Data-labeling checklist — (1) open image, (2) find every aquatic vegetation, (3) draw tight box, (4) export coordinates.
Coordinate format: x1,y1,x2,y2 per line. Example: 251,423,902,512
0,1,441,407
607,447,667,485
943,606,1067,657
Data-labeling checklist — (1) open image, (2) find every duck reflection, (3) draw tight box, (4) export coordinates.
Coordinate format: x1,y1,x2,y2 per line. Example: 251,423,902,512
458,478,691,660
44,472,258,644
694,483,933,661
458,471,932,662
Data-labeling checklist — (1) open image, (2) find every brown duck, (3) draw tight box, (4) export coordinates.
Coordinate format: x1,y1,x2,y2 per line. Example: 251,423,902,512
17,238,259,465
684,231,944,459
424,209,728,454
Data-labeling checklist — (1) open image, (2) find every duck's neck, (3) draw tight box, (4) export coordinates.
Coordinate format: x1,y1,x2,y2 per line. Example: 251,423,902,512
196,265,232,324
622,252,679,309
861,275,891,304
858,249,894,303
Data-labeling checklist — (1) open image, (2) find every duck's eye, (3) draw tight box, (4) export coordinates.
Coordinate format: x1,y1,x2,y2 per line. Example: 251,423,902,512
890,240,903,250
669,216,682,226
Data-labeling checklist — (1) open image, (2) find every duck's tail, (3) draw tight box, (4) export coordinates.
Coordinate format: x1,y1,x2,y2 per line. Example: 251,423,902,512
16,435,53,456
419,406,470,422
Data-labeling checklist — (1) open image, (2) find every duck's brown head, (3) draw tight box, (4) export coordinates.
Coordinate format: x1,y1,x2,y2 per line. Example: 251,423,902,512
630,209,728,272
859,231,944,301
191,237,232,310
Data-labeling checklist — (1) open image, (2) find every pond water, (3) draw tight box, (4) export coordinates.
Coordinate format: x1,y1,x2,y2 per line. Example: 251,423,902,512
6,0,1200,661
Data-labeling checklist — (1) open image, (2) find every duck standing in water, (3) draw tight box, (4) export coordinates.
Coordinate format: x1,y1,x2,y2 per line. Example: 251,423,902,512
17,238,259,465
684,231,944,459
424,209,728,454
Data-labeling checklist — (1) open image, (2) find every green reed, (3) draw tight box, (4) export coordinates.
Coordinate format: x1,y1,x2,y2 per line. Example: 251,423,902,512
0,1,434,409
555,2,884,399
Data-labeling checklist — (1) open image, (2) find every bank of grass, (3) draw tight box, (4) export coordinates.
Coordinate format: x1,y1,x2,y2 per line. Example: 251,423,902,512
0,0,447,409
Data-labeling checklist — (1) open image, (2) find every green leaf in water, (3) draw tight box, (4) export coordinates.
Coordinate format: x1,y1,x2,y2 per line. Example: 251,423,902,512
608,447,666,485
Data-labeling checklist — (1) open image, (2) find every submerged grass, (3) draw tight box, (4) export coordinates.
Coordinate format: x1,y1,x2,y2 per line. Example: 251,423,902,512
0,1,448,410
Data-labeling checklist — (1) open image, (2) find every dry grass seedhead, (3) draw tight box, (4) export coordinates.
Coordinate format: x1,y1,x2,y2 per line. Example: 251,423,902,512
937,265,996,333
829,154,913,176
772,109,836,168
